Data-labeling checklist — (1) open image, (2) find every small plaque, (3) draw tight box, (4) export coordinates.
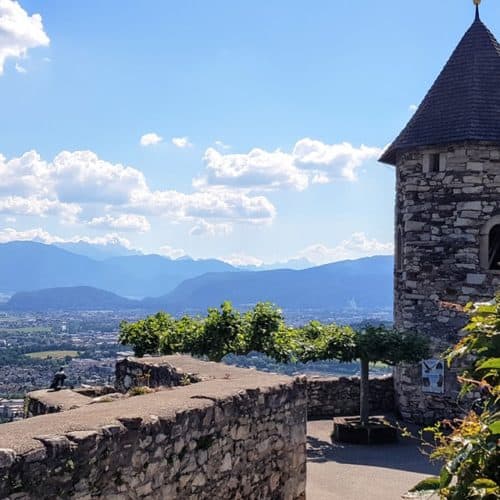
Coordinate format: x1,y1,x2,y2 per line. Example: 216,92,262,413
422,359,444,394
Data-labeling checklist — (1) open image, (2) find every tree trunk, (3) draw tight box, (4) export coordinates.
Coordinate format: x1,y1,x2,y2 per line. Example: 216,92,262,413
360,357,370,426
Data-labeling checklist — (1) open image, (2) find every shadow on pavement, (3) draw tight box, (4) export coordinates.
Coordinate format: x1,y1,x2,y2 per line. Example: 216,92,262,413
307,426,440,475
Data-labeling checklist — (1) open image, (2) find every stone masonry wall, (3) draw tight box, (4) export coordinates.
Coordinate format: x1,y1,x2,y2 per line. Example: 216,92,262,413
0,357,307,499
306,375,394,419
395,142,500,422
114,356,395,421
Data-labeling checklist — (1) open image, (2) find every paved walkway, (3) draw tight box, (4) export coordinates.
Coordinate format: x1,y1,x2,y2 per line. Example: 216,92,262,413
307,420,440,500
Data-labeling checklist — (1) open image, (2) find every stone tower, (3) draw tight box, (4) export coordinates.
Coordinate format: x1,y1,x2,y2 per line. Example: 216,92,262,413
379,5,500,422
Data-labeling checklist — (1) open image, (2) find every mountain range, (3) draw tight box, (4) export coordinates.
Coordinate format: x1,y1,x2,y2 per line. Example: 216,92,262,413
0,241,394,312
0,241,236,298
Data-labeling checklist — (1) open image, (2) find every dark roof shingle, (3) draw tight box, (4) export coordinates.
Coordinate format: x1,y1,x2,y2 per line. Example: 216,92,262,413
380,15,500,165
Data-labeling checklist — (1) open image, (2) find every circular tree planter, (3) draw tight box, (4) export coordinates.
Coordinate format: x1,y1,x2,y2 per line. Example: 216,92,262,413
332,416,398,445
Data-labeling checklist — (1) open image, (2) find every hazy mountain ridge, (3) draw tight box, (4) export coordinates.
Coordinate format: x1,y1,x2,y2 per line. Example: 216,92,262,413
0,241,237,298
6,286,140,311
3,248,394,313
150,255,393,311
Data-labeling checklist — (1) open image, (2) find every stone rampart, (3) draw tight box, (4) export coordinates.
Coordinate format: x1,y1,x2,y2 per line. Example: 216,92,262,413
0,356,307,499
306,375,394,419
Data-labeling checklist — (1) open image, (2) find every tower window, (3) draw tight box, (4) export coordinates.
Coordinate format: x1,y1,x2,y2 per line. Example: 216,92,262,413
488,225,500,270
430,153,441,172
480,217,500,271
423,152,444,173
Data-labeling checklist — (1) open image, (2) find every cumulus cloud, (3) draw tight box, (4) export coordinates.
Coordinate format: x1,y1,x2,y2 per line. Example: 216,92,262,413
171,137,192,149
0,150,276,232
0,196,81,222
0,0,50,75
0,227,133,248
140,133,163,146
293,139,382,182
296,233,394,265
198,147,309,192
131,188,275,224
197,139,382,191
88,214,151,233
189,220,232,237
158,244,186,260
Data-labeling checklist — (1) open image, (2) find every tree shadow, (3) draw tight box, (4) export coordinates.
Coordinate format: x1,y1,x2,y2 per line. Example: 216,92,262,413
307,427,440,475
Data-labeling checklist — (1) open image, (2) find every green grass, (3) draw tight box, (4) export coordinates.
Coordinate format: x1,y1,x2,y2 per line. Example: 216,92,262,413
25,350,79,360
0,327,52,334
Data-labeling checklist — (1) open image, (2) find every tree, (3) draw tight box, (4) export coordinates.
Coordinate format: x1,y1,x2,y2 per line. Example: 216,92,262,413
119,312,176,357
191,302,243,362
118,303,428,427
411,298,500,499
301,325,429,426
242,302,286,360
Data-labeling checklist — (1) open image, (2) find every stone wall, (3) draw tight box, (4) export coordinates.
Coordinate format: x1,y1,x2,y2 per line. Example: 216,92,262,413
395,142,500,422
0,357,307,499
113,356,395,421
306,375,394,419
115,357,202,392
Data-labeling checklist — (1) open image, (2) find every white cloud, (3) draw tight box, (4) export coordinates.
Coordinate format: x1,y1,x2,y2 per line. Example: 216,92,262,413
197,139,382,191
88,214,151,233
189,220,232,237
131,188,276,225
220,253,263,267
409,104,418,113
198,147,309,191
0,196,81,222
140,133,163,146
293,139,382,182
0,0,50,75
158,244,186,260
171,137,192,149
0,227,133,248
0,150,276,230
296,233,394,265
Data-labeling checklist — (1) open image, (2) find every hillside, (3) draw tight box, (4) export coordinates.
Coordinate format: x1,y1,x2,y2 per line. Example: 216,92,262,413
0,241,237,297
6,286,141,311
148,255,394,312
2,255,394,313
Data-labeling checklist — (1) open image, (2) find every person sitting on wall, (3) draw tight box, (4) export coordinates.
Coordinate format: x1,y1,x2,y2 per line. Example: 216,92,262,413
49,367,67,391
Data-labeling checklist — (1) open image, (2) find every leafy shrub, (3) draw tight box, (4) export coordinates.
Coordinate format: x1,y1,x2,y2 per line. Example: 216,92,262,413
418,297,500,499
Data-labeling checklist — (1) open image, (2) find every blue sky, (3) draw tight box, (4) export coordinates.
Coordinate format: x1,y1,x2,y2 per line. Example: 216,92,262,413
0,0,497,265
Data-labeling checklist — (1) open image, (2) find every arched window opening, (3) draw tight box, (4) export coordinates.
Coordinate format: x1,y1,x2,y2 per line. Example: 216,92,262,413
488,225,500,270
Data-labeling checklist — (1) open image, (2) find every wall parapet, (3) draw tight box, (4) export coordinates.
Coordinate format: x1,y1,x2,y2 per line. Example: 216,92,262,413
306,375,394,419
0,356,307,499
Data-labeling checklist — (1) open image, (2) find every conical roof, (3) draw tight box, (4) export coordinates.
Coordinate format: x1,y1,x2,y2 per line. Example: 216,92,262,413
380,12,500,165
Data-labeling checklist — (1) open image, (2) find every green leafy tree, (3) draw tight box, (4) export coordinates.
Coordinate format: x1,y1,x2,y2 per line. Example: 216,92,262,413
243,302,285,356
119,312,176,357
193,302,244,362
303,325,429,426
412,298,500,499
118,304,428,427
159,315,203,356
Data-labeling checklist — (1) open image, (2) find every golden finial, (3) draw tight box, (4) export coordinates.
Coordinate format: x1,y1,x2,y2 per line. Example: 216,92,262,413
474,0,481,21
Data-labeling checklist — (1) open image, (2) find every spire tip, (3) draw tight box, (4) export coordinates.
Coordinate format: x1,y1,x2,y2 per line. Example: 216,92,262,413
474,0,481,21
